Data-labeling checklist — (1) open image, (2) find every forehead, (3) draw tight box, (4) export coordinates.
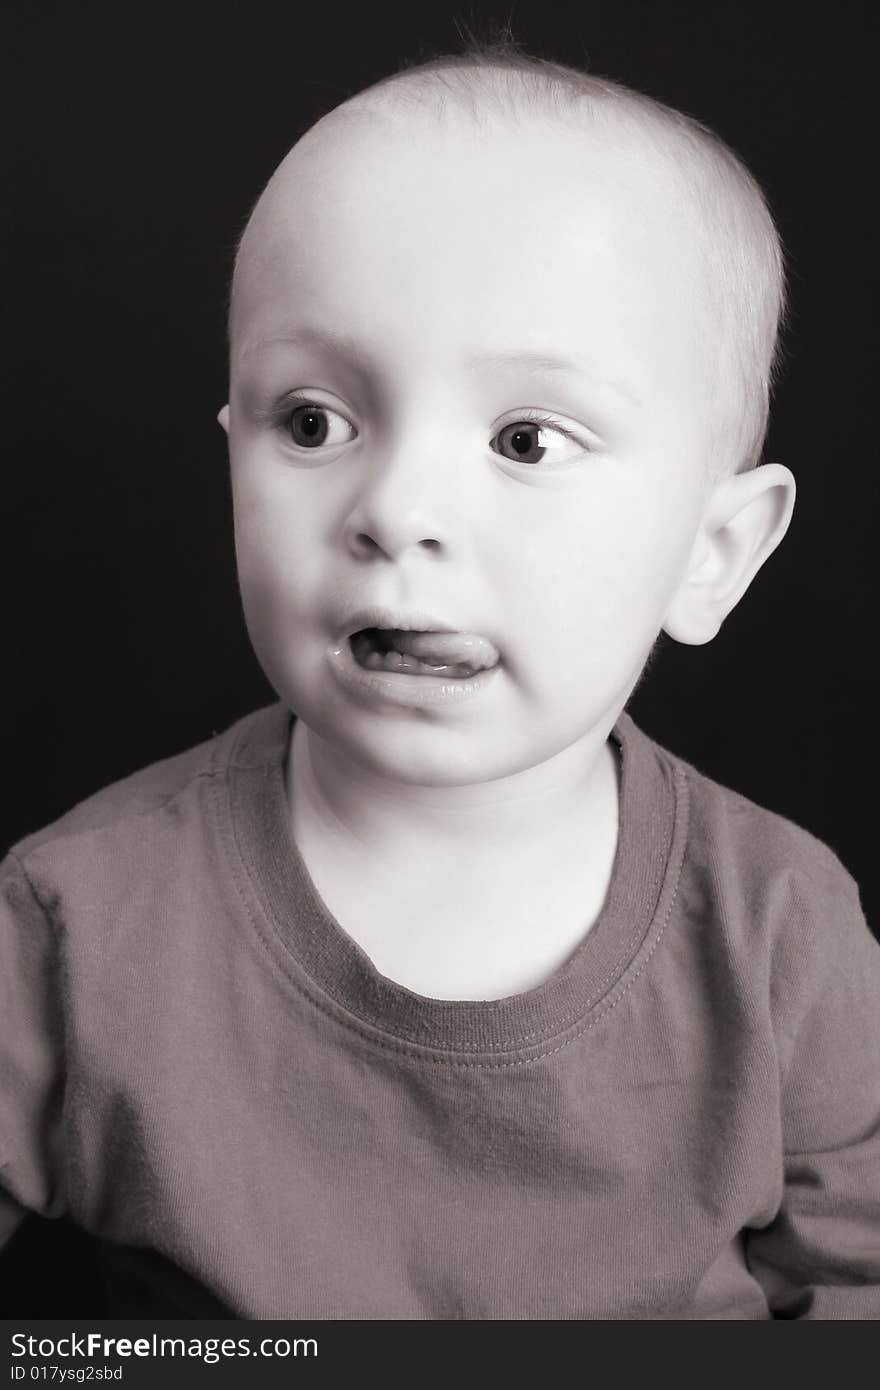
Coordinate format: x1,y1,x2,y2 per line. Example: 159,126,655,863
232,103,718,405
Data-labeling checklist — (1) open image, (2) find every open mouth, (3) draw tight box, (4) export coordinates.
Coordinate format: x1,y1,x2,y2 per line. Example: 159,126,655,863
349,627,499,679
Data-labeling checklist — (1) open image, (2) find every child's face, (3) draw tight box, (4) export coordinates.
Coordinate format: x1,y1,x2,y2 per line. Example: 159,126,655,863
221,108,721,787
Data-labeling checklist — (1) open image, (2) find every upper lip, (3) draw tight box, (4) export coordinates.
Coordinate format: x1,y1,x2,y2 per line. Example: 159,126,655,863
338,606,460,641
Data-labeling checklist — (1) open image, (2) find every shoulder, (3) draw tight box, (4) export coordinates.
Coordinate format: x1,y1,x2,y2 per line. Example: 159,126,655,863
5,702,284,892
621,712,855,888
628,717,854,888
620,714,866,974
680,743,853,900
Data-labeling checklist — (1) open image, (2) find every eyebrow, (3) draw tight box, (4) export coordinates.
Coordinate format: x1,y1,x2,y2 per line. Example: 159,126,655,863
464,349,642,407
240,327,641,407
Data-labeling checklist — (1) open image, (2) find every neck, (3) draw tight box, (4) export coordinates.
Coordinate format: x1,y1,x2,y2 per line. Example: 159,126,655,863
286,717,621,868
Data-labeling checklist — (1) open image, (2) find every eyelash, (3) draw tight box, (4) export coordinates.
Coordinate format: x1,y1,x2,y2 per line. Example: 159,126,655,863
267,395,591,466
507,408,584,446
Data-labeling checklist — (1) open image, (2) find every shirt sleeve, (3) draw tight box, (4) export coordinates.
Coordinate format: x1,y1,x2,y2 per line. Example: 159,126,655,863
0,851,68,1250
745,869,880,1318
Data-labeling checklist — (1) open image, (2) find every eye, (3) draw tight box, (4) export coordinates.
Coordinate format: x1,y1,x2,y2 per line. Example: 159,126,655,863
281,400,356,449
491,414,588,467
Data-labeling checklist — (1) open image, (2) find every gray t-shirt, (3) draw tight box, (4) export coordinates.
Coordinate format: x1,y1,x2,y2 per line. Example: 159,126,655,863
2,701,878,1318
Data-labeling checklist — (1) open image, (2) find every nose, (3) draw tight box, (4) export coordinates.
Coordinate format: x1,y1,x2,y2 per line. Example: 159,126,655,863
342,436,452,562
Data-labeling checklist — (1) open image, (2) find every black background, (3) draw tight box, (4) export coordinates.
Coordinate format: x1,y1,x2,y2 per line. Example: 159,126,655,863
2,0,878,1315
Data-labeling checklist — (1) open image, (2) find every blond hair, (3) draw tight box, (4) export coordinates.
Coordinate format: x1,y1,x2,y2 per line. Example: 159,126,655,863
228,36,786,476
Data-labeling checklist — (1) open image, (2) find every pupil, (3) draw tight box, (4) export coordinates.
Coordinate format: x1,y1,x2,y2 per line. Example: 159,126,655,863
292,406,327,446
512,428,533,456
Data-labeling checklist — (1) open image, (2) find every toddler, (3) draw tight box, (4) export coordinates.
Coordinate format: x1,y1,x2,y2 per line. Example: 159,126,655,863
2,42,879,1319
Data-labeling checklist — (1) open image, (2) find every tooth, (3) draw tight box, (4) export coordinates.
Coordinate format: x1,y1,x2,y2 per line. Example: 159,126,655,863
388,630,498,670
352,635,493,679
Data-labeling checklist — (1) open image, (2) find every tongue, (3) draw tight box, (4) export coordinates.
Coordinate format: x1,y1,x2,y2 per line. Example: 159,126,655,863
387,629,500,671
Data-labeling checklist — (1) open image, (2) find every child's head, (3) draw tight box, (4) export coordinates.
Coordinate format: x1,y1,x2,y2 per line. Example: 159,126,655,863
217,46,796,788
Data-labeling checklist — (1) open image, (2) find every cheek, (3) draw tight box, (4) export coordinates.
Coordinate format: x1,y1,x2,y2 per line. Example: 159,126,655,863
230,484,321,696
495,487,695,664
231,465,316,610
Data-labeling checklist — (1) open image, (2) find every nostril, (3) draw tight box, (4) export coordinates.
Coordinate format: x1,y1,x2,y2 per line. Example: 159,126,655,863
348,527,443,558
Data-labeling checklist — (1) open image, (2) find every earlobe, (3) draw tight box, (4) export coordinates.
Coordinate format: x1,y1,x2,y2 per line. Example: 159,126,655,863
217,404,230,434
662,463,796,646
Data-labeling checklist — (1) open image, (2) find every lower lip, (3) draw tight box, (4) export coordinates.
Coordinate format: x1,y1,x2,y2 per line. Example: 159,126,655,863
327,637,501,707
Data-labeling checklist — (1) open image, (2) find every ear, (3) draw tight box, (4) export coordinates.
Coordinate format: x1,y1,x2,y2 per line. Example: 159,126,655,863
662,463,796,645
217,404,230,434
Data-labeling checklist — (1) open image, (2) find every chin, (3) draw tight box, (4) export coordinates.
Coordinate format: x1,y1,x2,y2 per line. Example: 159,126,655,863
309,702,520,786
350,717,504,784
